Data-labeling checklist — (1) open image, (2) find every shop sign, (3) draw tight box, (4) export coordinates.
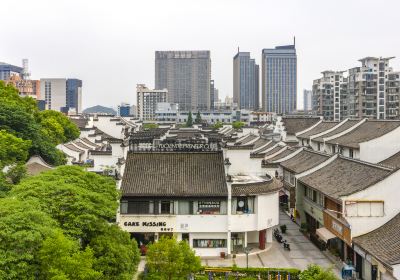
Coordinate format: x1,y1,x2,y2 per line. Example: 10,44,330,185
136,143,219,151
121,218,176,232
331,221,343,235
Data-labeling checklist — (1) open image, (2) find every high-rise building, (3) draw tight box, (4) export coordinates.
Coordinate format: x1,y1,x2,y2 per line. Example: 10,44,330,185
137,84,168,121
262,42,297,114
0,62,23,80
40,78,68,112
155,51,211,111
66,79,83,114
210,80,215,110
233,51,259,110
312,57,400,120
118,102,131,117
312,71,347,121
303,90,312,111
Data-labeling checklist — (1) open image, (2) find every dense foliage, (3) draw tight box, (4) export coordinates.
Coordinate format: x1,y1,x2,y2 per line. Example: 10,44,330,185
195,111,202,124
0,81,79,166
232,121,245,130
0,166,140,279
146,236,201,280
299,264,339,280
212,121,223,129
186,111,193,127
142,123,159,130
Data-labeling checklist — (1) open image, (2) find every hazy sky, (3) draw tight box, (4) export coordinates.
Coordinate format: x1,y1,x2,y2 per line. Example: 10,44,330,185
3,0,400,110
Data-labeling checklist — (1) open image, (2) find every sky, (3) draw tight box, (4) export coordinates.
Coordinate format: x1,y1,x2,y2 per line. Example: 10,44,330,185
2,0,400,110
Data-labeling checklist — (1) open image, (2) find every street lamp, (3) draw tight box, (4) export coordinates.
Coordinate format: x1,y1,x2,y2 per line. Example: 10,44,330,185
243,246,252,269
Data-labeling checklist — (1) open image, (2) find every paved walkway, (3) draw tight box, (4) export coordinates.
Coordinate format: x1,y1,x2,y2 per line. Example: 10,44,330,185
201,212,340,276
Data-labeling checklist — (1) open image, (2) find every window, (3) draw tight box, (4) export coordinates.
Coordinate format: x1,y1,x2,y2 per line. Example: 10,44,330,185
345,201,384,217
178,201,193,215
232,197,255,214
349,149,354,158
160,201,174,214
127,201,154,214
198,201,221,214
120,200,128,214
193,239,226,248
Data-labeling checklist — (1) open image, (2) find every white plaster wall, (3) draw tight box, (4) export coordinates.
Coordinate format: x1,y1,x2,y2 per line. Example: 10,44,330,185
226,149,264,175
111,143,124,158
57,145,82,162
247,231,259,243
230,214,258,232
392,264,400,280
88,154,118,172
360,126,400,163
257,192,279,230
176,215,228,232
93,117,124,139
343,169,400,238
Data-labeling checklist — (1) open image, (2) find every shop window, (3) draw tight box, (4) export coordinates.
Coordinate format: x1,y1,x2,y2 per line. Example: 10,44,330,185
197,201,221,214
232,197,255,214
193,239,226,248
127,201,154,214
120,200,128,214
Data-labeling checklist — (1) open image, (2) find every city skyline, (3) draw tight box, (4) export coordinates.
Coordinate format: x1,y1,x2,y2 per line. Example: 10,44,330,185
2,0,400,110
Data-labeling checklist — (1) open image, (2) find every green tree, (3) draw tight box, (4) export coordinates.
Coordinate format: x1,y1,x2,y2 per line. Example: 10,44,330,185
212,121,223,129
5,163,27,184
232,121,245,130
0,198,58,279
39,231,102,280
0,130,31,168
37,110,80,143
146,236,201,280
11,166,119,241
195,111,202,124
89,224,140,280
299,264,339,280
186,111,193,127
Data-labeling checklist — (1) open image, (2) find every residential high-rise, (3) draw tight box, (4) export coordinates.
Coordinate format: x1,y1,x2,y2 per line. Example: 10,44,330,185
233,51,259,110
312,56,400,120
155,51,211,111
66,79,83,114
303,90,312,111
312,71,347,121
137,84,167,121
40,78,68,112
262,42,297,114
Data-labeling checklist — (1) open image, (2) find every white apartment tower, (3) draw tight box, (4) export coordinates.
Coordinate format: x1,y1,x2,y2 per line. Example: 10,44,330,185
137,84,168,121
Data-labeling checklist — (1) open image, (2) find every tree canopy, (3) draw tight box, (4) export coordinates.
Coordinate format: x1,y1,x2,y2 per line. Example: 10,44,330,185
232,121,245,130
0,81,79,166
195,111,202,124
299,264,339,280
212,121,223,129
186,111,193,127
146,236,201,280
0,166,140,279
0,130,31,168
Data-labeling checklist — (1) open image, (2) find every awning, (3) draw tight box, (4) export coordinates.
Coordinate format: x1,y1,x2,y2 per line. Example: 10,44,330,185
316,227,336,243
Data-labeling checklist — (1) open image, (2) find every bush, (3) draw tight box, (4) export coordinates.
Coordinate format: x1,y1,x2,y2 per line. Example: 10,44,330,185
280,224,287,234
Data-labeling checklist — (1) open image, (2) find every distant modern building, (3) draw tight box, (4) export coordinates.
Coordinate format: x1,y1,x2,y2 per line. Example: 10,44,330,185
262,42,297,114
0,62,23,81
210,80,216,110
155,51,211,111
137,84,167,121
233,51,259,110
130,104,137,118
66,79,83,114
312,56,400,120
40,78,67,112
40,78,82,113
303,89,312,111
118,103,131,117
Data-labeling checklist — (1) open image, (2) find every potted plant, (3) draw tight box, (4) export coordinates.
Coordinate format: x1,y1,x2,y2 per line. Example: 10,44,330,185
280,224,287,234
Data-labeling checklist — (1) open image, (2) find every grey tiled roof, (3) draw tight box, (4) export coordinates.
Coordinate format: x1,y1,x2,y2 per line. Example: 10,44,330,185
232,179,282,196
326,120,400,148
379,151,400,168
298,156,393,200
313,120,361,143
282,117,321,135
280,149,330,174
121,152,227,197
64,144,84,154
81,138,101,149
263,146,287,157
69,117,88,129
297,121,339,139
266,147,299,162
353,213,400,266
